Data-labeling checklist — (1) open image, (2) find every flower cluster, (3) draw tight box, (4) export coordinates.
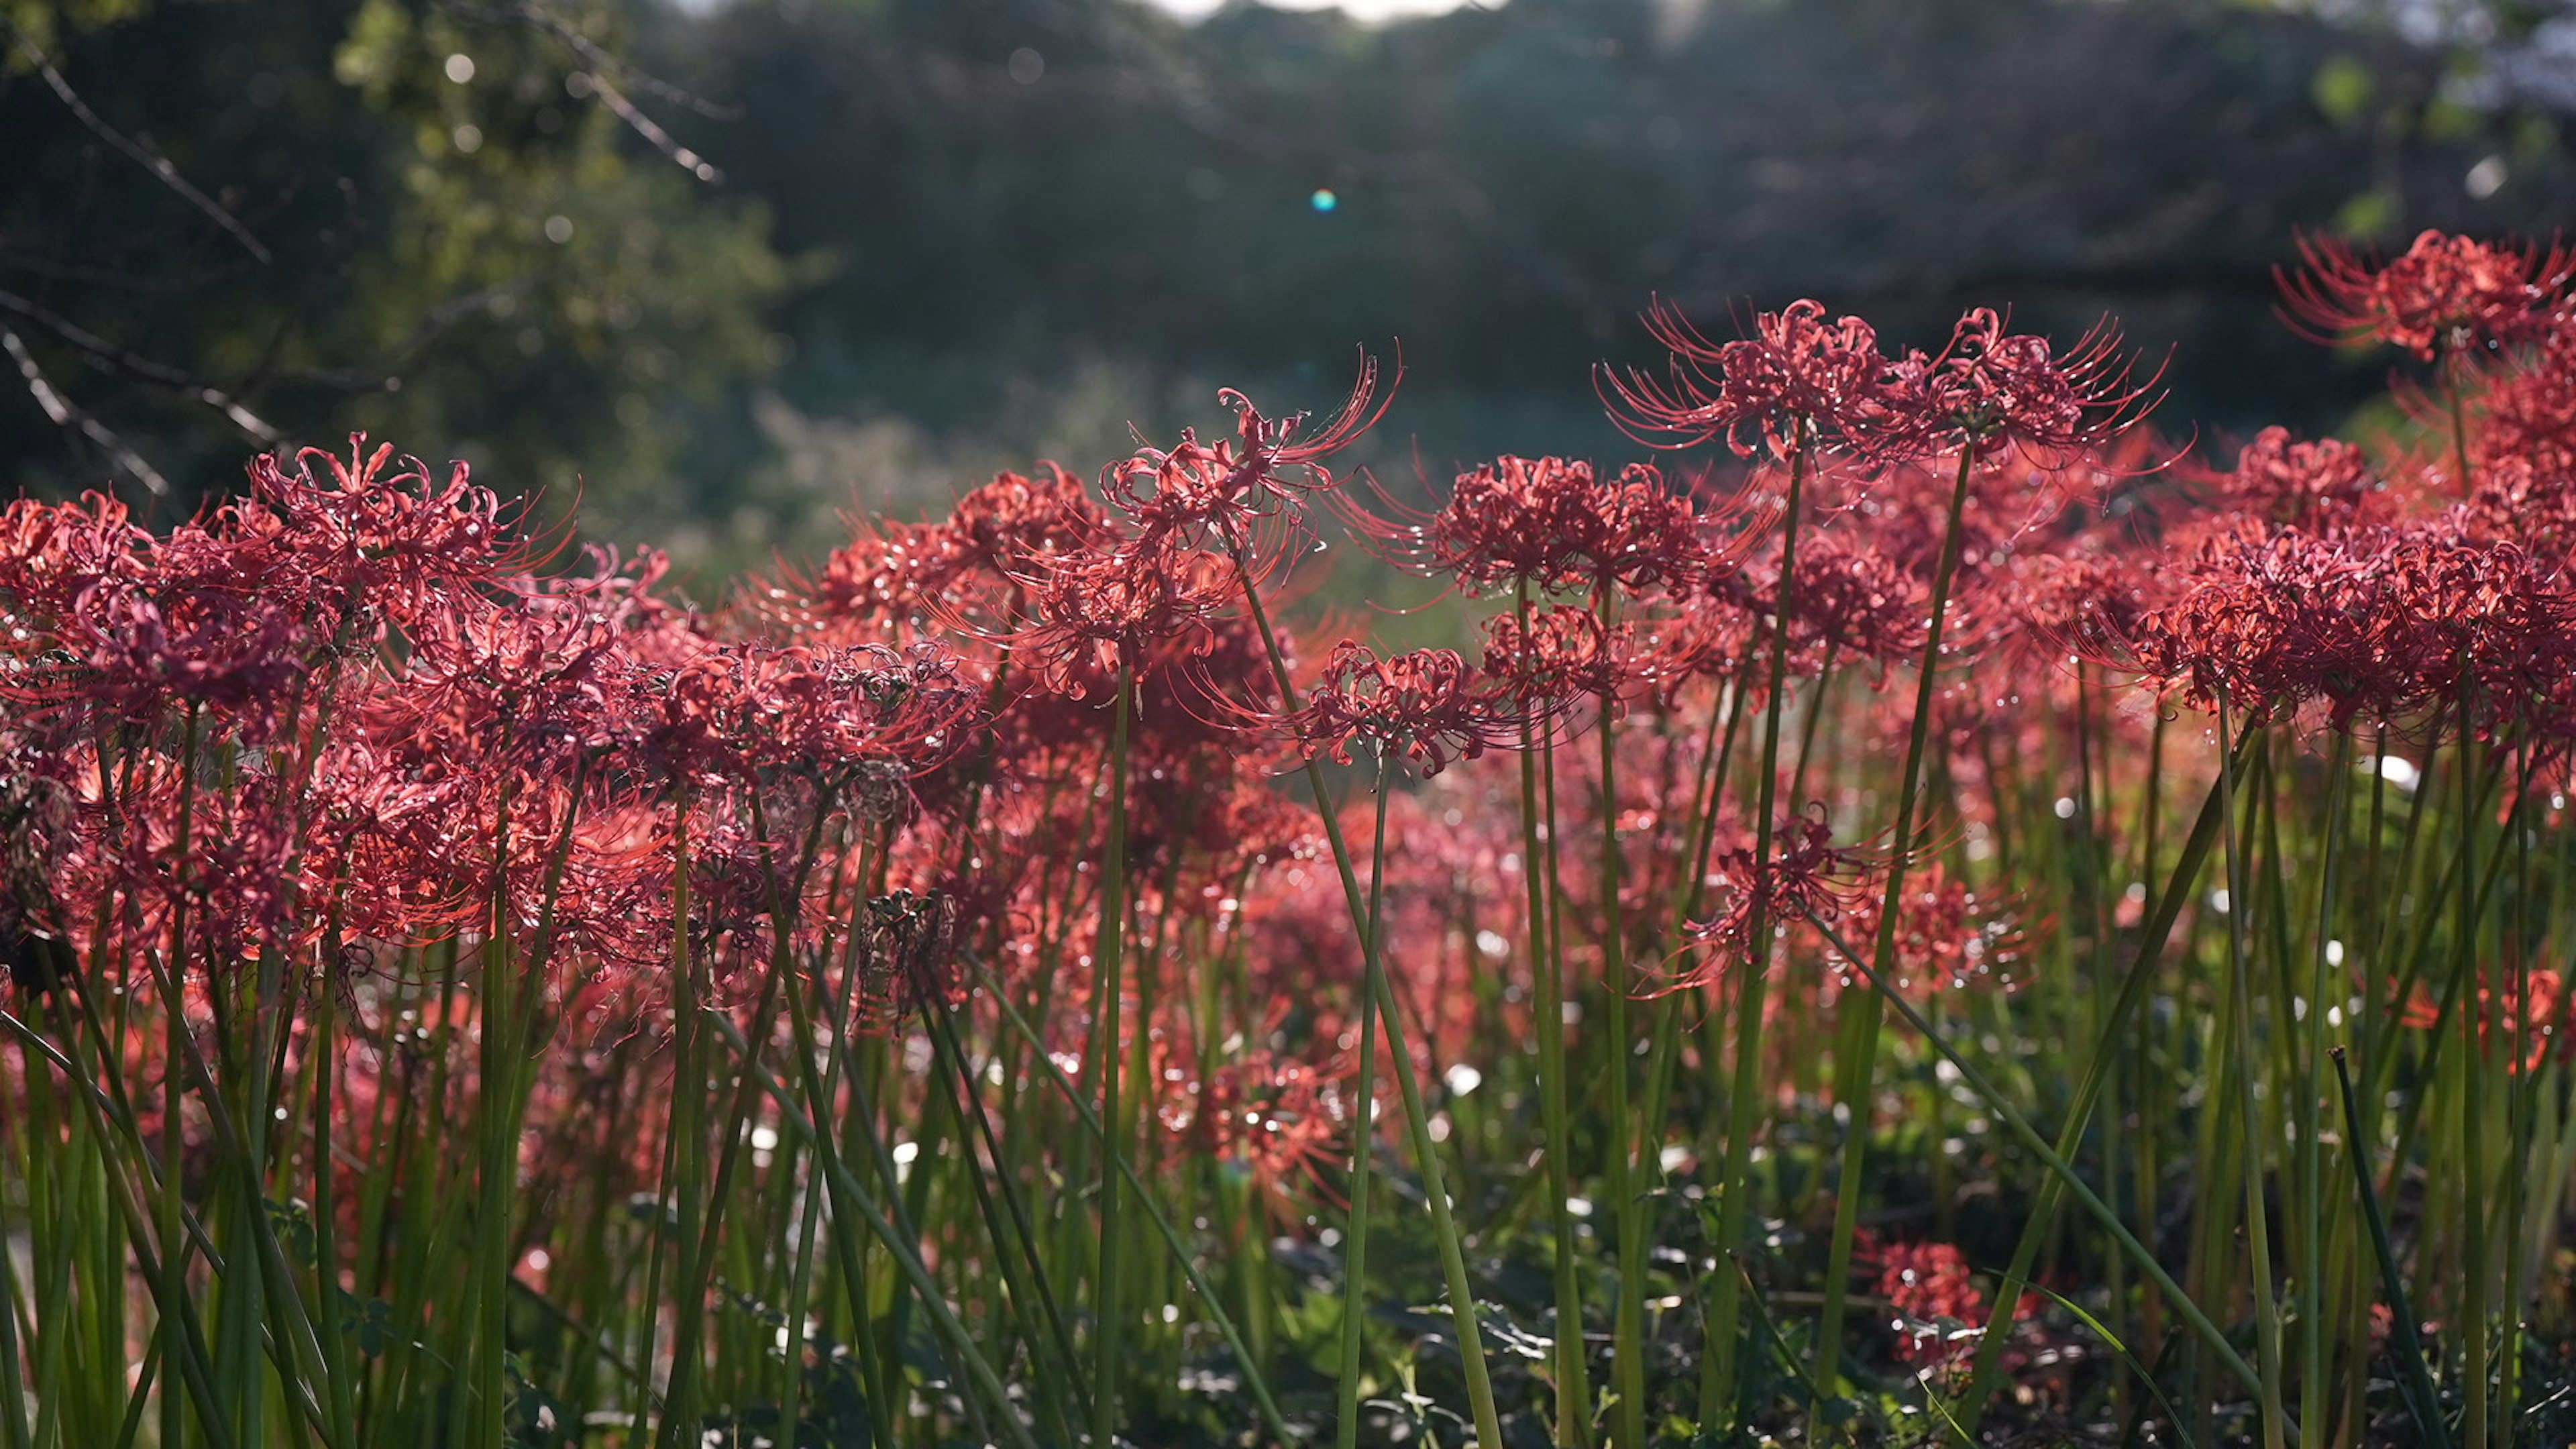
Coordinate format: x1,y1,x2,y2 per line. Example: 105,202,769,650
15,231,2576,1448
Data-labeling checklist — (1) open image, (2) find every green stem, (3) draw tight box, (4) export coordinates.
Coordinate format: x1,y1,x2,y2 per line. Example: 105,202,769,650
1517,578,1591,1448
1332,753,1393,1449
1807,916,2265,1397
1705,433,1809,1429
1817,437,1978,1404
1594,584,1647,1449
2328,1048,2449,1449
1091,667,1136,1448
1957,739,2253,1434
2453,676,2491,1449
1229,545,1506,1449
2298,730,2354,1444
2216,703,2289,1449
706,1015,1040,1449
972,966,1296,1446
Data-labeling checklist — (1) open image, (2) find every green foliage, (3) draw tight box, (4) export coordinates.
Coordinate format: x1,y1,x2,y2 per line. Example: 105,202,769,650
0,0,784,555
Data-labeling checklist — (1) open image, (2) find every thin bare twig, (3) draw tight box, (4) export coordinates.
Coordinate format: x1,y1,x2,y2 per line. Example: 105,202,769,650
429,0,731,181
1,16,272,264
0,288,279,443
3,327,170,495
581,70,721,182
439,0,742,119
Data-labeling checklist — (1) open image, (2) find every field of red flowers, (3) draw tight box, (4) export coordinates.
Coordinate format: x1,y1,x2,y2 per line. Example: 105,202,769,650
7,229,2576,1448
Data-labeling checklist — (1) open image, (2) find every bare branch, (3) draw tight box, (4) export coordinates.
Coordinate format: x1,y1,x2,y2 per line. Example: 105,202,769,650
436,0,743,119
3,327,170,496
581,70,722,184
0,288,280,444
1,16,273,265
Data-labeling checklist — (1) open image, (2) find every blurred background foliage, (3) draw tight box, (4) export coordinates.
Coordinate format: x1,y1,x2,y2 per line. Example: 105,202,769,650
3,0,2574,589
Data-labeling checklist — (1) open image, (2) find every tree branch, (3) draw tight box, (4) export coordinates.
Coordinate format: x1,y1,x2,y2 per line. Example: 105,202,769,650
1,16,272,264
3,327,170,496
0,288,279,443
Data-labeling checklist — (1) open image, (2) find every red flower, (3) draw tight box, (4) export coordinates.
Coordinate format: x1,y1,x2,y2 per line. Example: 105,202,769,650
1354,454,1735,597
1004,542,1238,698
1676,806,1886,986
2281,229,2576,360
1281,641,1521,776
618,641,981,788
1602,299,1891,458
952,463,1114,572
1479,604,1645,708
1870,309,2161,463
1417,454,1610,592
2399,966,2563,1073
244,435,539,622
1837,866,2032,997
2208,426,2390,532
2467,319,2576,549
1105,360,1391,553
1874,1240,1990,1369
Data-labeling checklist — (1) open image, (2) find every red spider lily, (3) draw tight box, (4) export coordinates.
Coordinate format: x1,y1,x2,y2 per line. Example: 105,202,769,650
1870,309,2162,464
1277,641,1524,777
1690,521,1931,680
74,579,314,726
1105,360,1392,553
244,435,542,620
0,507,315,737
1672,805,1889,987
1874,1240,1990,1369
2117,523,2402,727
2104,516,2576,731
1588,462,1715,593
1348,454,1741,597
1479,604,1651,708
616,641,982,788
2399,966,2564,1073
2205,426,2392,533
1001,541,1240,698
1418,454,1613,592
2384,528,2576,731
1782,529,1929,669
2279,229,2576,360
952,462,1116,572
753,466,1107,645
1601,298,1892,458
1120,765,1321,906
274,735,486,948
2477,319,2576,470
1999,547,2159,669
2467,321,2576,549
372,594,633,771
0,490,152,622
1834,865,2033,997
763,517,979,641
1650,588,1767,688
1159,1026,1354,1212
